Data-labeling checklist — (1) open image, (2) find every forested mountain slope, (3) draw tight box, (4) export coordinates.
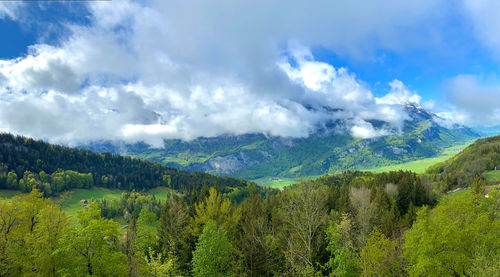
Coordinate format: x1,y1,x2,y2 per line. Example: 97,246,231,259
0,133,251,196
427,134,500,189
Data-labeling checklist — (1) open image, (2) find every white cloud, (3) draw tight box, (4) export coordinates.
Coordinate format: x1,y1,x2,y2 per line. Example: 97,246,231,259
462,0,500,59
0,45,80,94
376,80,422,105
279,46,413,138
351,119,390,139
443,74,500,126
0,0,436,145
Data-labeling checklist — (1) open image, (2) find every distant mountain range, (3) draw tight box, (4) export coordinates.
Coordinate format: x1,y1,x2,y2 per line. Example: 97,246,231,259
472,125,500,137
81,103,481,180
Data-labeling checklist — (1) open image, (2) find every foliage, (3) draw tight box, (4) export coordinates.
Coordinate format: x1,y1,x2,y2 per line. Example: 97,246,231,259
359,228,404,276
192,187,240,238
143,248,178,277
404,190,500,276
57,203,127,276
0,190,69,276
192,220,235,277
324,219,360,277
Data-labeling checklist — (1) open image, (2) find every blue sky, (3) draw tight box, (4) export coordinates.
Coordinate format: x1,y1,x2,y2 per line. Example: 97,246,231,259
1,1,500,144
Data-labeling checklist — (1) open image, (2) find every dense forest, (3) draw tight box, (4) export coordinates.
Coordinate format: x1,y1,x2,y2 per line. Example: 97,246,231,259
1,169,498,276
0,133,252,196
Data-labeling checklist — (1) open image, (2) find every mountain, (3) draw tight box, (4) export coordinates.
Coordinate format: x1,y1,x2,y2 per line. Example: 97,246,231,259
0,133,252,195
472,125,500,137
82,103,481,180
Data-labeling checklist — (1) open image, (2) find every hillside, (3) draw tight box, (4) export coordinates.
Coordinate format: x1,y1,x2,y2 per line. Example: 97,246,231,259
427,134,500,189
83,103,480,179
0,133,251,196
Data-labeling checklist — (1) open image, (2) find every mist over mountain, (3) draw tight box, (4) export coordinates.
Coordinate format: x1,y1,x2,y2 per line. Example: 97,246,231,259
80,103,480,179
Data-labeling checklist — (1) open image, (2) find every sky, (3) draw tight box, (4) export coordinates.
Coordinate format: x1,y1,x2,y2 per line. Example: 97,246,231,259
1,0,500,146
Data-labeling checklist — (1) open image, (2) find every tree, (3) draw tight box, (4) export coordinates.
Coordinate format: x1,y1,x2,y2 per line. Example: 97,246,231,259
192,220,235,277
349,186,376,240
238,193,273,276
192,187,240,238
359,228,404,277
126,216,137,276
471,175,485,195
283,183,327,275
39,171,49,183
324,219,359,277
158,198,192,273
0,190,70,276
6,170,17,189
143,248,177,277
135,208,157,255
57,203,127,276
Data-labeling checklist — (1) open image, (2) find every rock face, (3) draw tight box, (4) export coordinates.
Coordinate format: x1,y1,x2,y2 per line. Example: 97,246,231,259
82,103,481,179
208,155,243,174
188,150,270,174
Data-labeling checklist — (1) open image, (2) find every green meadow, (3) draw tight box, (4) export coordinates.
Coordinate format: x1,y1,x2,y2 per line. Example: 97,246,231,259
54,188,123,218
252,175,321,189
363,142,473,174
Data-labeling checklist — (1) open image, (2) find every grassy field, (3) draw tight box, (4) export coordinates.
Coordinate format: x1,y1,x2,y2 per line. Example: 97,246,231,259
363,142,473,174
483,170,500,182
148,186,182,201
252,175,321,189
253,178,298,189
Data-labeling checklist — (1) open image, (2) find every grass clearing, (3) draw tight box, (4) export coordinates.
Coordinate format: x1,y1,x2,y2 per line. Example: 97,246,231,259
483,170,500,182
252,175,321,189
55,187,123,219
148,186,182,201
363,142,474,174
252,177,298,189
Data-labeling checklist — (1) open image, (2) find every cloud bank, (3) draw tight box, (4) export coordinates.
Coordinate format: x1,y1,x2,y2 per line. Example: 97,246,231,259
0,0,449,146
443,75,500,126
